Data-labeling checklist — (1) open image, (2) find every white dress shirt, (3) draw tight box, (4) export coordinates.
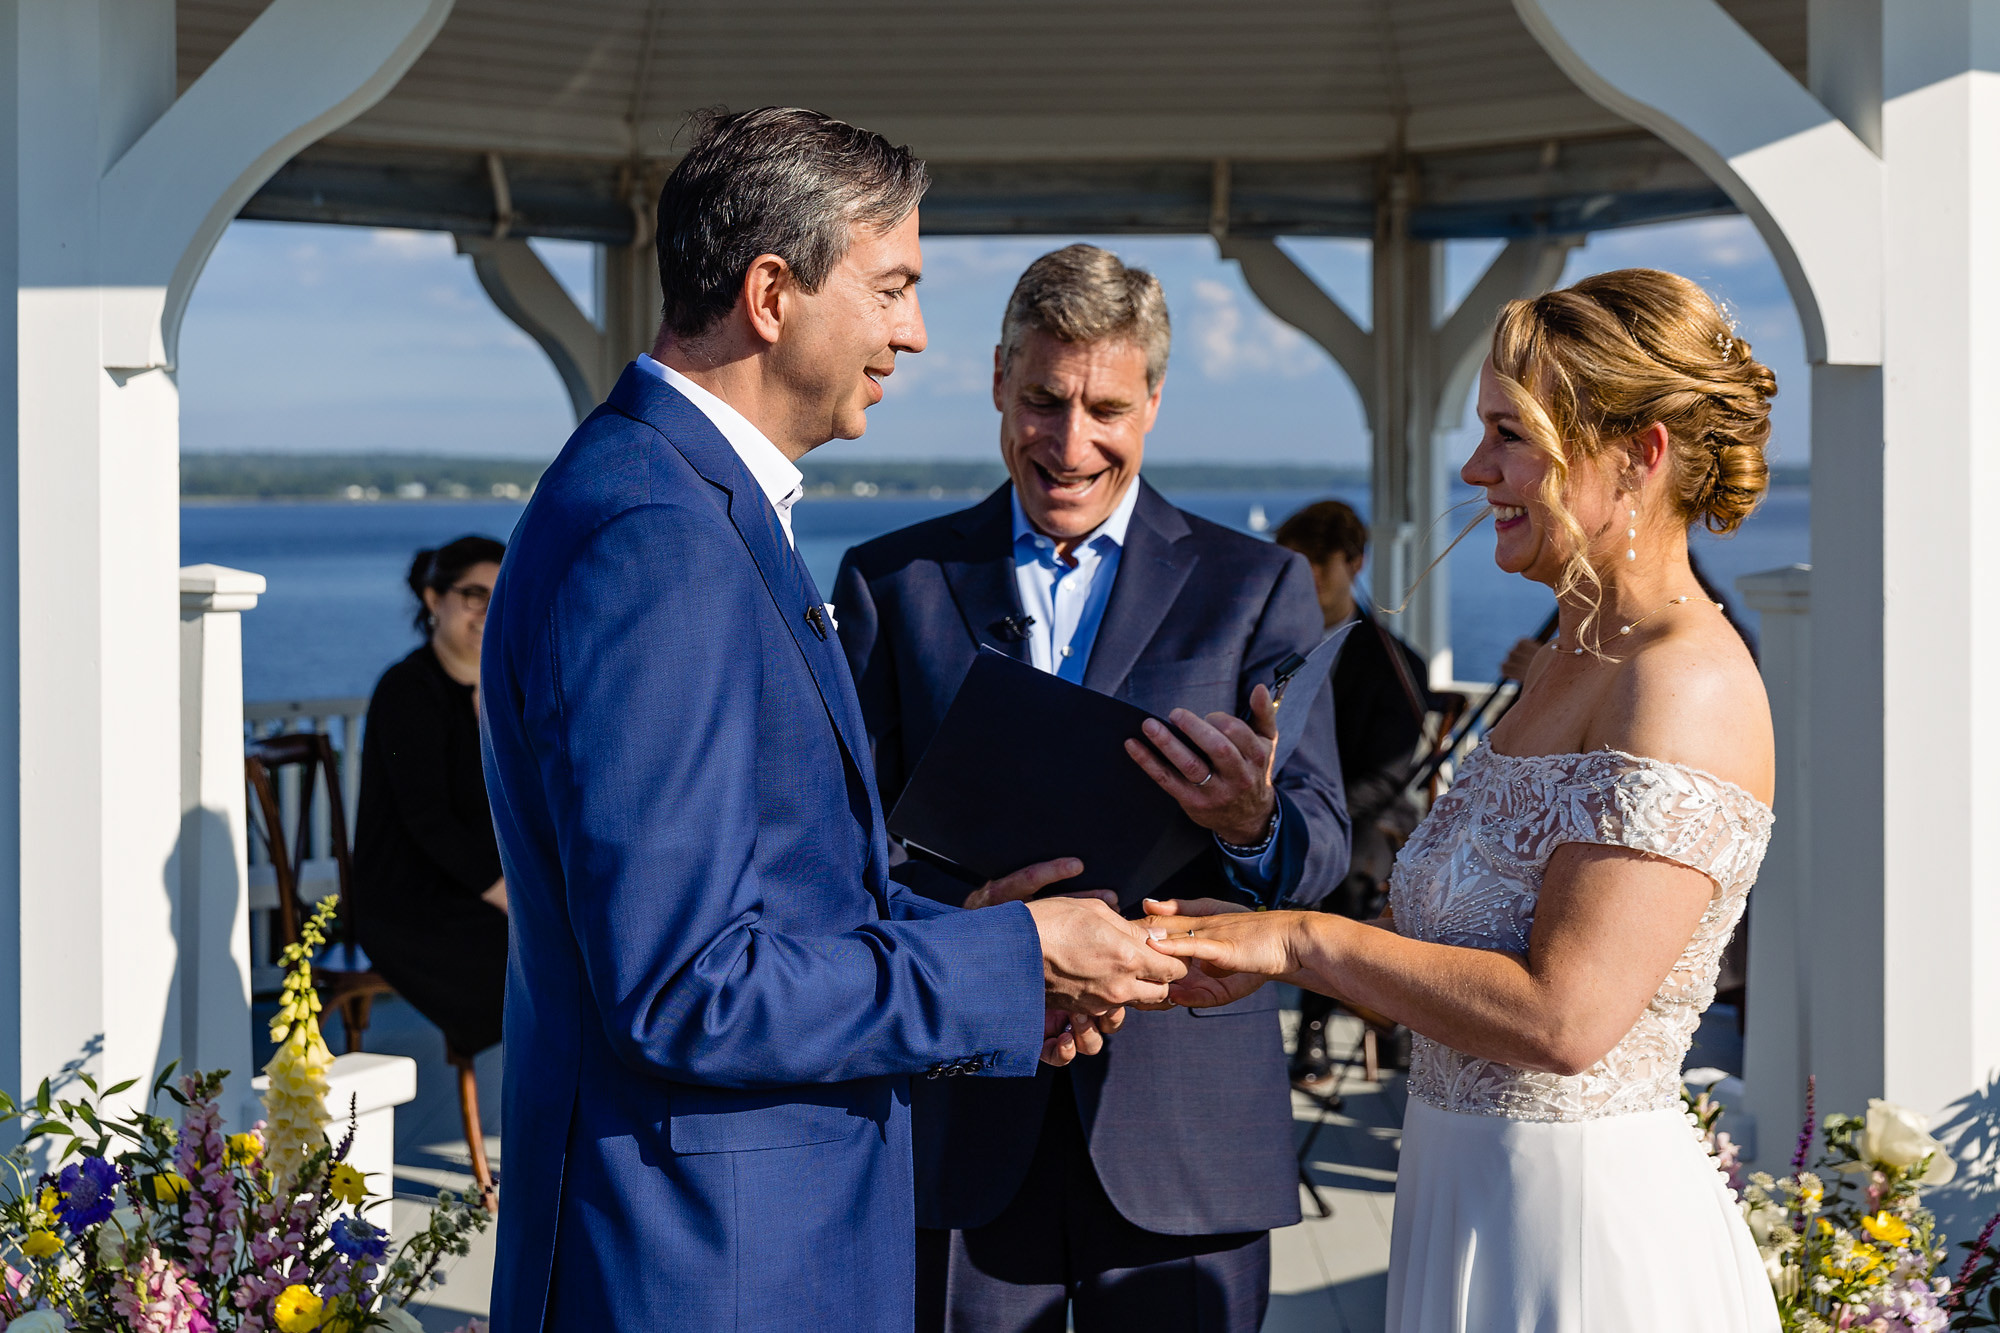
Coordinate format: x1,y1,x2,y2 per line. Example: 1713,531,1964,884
635,355,805,547
1009,477,1140,682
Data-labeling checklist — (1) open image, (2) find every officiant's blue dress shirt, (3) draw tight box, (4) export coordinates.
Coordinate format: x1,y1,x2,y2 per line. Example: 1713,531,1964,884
1009,482,1283,895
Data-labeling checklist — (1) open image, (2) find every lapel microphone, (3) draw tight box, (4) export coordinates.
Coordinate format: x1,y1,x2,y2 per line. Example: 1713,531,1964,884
803,604,828,640
993,613,1036,643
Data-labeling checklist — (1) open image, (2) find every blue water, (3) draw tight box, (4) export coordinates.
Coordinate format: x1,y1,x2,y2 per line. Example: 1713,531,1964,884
181,484,1809,704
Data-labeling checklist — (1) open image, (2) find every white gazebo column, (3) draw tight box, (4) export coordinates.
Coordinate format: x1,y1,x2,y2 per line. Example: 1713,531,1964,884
1520,0,2000,1174
0,0,450,1115
1219,206,1572,684
1878,0,2000,1120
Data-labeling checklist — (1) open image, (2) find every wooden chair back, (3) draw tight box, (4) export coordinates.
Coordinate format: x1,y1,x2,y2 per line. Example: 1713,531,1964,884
245,731,357,960
1421,691,1470,805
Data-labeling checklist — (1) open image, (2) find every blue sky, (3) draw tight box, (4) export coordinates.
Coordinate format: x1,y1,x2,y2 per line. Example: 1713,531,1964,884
177,213,1807,468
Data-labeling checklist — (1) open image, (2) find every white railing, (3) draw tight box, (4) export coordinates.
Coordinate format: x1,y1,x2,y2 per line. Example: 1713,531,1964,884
242,697,367,991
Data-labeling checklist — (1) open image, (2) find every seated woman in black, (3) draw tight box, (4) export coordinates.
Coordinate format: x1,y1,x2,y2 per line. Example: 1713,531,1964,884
353,535,508,1057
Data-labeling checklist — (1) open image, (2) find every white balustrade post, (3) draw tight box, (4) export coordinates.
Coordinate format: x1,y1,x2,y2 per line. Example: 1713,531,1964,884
1737,565,1812,1163
179,565,264,1110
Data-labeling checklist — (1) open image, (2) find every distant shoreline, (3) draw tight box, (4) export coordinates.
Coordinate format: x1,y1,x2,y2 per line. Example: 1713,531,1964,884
179,452,1810,503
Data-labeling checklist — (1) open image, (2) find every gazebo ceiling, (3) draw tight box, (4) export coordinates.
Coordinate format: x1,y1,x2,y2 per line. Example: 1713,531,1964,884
180,0,1808,240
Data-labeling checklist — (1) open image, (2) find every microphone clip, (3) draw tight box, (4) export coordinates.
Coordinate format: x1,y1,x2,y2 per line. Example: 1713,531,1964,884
992,613,1036,643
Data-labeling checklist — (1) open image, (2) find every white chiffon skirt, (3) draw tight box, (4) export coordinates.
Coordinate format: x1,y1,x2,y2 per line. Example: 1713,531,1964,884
1386,1098,1780,1333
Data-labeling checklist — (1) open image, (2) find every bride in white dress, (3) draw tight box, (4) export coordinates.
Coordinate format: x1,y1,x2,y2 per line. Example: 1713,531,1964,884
1142,269,1782,1331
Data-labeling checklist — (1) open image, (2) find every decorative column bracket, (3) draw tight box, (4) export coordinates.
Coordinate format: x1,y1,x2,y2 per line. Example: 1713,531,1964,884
1514,0,1882,366
97,0,457,373
1217,227,1576,680
456,235,609,421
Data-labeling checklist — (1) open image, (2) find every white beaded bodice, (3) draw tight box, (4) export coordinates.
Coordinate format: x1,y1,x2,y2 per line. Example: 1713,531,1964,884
1389,742,1773,1122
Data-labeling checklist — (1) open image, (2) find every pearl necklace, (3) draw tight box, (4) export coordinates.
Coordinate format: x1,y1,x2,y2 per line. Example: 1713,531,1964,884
1549,594,1725,656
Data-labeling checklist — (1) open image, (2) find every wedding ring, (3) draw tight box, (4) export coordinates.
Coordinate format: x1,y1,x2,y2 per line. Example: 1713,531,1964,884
1196,772,1214,787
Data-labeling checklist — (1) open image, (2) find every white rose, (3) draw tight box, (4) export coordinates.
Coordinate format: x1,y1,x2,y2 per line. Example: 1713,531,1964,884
8,1311,69,1333
375,1307,425,1333
1863,1099,1957,1184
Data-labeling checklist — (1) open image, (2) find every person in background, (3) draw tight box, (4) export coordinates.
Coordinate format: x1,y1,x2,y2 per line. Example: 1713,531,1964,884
352,535,509,1060
1273,499,1430,1085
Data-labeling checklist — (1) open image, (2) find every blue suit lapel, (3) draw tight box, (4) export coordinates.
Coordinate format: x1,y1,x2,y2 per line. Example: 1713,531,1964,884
939,485,1030,663
607,365,879,805
1082,481,1197,695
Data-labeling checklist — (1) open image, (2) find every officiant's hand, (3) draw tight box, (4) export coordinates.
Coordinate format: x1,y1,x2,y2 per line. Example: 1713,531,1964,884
1139,897,1270,1009
1028,896,1186,1015
1124,684,1280,847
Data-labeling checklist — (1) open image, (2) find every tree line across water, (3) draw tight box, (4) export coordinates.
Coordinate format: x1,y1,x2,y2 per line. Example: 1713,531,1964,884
180,454,1376,501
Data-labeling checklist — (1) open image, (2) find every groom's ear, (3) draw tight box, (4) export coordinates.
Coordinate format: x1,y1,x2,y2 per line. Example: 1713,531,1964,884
738,253,793,347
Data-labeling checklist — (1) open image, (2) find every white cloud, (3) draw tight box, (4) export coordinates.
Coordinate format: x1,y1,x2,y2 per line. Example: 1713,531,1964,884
1187,277,1325,382
370,228,452,260
883,348,992,401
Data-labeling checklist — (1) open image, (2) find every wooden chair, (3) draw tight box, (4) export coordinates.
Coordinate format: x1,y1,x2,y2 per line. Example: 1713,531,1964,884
246,733,498,1210
246,733,391,1041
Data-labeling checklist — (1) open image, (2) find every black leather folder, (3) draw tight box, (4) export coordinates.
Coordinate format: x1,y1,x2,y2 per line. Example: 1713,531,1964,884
886,622,1352,908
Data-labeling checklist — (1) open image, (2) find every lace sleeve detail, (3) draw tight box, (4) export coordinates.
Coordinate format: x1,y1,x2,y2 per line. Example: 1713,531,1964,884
1394,743,1775,1122
1549,753,1775,893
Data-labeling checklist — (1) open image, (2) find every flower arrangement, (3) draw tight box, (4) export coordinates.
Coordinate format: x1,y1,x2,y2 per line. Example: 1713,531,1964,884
1690,1074,2000,1331
0,897,489,1331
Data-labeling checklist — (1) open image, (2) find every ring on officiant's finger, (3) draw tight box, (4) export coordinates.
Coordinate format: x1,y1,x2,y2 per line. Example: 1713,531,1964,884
1195,771,1214,787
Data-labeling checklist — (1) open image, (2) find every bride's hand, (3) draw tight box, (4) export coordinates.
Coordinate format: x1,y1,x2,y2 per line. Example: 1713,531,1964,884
1143,904,1307,982
1139,898,1277,1008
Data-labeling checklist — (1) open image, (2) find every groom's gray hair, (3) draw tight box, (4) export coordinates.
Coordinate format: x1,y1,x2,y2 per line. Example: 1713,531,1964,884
655,106,930,341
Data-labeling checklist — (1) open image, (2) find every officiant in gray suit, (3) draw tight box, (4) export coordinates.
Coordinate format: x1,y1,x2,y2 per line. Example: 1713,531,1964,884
833,244,1350,1333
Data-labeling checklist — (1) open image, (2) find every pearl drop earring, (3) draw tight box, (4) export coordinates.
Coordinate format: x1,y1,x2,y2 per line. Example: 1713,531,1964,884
1625,507,1637,563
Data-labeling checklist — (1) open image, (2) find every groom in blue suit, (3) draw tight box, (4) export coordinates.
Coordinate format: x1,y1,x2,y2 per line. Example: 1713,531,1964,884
480,109,1183,1332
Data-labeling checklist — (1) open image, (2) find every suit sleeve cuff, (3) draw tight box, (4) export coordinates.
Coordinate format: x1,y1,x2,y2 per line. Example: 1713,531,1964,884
1216,802,1284,900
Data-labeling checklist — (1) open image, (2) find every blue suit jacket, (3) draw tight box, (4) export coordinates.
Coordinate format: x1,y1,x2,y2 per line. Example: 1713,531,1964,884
833,482,1350,1237
481,368,1047,1332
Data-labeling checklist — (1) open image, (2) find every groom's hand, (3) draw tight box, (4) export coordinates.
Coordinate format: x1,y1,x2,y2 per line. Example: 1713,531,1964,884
1027,896,1186,1015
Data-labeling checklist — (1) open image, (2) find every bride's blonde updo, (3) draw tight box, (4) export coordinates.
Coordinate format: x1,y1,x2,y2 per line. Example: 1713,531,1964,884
1488,268,1776,615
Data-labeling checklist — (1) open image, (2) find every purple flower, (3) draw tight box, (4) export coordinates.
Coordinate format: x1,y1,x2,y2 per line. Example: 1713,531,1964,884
55,1155,120,1231
1791,1073,1817,1175
330,1215,388,1263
